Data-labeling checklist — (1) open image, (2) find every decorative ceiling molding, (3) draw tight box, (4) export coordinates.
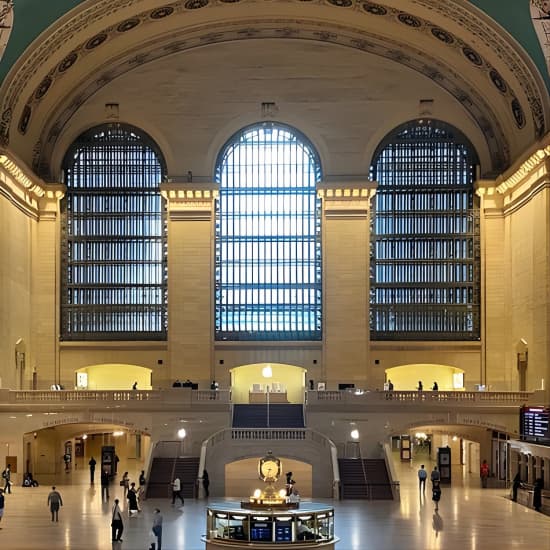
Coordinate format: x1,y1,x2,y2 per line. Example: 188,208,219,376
0,1,13,64
0,0,547,176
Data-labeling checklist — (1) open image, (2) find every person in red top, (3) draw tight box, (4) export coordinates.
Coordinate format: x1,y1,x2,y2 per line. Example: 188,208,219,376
480,459,490,488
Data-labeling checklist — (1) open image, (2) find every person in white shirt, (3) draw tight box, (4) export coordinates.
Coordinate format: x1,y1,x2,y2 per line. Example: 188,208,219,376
111,499,124,542
171,477,184,506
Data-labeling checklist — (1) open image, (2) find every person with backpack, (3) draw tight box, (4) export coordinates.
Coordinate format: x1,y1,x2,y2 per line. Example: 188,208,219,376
418,464,427,492
432,479,442,511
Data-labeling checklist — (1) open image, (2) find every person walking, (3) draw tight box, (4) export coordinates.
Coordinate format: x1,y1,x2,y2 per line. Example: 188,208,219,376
127,482,139,516
150,508,163,550
2,464,11,494
432,479,442,511
47,486,63,522
171,477,184,506
202,470,210,498
88,456,97,484
480,459,490,488
534,478,543,512
111,498,124,542
512,472,521,502
418,464,427,492
101,469,110,500
431,466,440,485
0,488,4,528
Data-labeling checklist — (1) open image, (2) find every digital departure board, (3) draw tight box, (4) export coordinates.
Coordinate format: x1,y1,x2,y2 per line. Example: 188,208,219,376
520,406,550,443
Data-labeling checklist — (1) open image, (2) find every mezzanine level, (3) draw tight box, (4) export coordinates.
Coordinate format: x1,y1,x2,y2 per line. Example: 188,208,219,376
0,387,539,414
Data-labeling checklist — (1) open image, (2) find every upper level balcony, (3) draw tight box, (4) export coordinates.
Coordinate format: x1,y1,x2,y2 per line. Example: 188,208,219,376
0,388,540,414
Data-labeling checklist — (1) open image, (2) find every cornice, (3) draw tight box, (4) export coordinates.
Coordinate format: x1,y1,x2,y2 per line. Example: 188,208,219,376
0,149,63,219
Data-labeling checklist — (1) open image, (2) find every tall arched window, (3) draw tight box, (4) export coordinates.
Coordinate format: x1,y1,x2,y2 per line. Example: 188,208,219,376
215,122,322,341
61,124,167,340
370,120,480,340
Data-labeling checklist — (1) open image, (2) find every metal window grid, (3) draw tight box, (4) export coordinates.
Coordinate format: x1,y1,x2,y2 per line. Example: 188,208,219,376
60,124,167,340
215,123,322,341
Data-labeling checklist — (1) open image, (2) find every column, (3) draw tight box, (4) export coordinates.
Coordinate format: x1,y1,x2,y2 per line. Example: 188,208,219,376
320,182,375,388
162,184,216,385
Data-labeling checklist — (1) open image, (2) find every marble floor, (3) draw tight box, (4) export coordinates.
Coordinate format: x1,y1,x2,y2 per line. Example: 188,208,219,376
0,455,547,550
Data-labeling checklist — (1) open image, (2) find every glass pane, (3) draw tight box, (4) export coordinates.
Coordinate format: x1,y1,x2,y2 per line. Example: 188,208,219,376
60,124,167,340
369,120,480,341
215,123,322,341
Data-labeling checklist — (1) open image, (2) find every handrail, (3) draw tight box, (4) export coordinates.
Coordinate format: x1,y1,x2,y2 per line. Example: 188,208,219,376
382,442,400,501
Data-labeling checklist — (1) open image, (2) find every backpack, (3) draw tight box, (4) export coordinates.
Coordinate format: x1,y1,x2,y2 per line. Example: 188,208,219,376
1,470,6,479
419,469,427,480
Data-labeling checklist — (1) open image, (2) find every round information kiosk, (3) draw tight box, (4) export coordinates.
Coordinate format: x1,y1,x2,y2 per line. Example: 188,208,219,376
202,452,338,549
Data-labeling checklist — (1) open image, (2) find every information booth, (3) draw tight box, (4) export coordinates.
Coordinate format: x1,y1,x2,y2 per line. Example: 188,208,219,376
203,502,337,549
437,447,451,484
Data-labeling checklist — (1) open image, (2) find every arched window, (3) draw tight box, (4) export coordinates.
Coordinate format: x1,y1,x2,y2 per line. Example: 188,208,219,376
370,120,480,340
61,124,167,340
215,122,322,341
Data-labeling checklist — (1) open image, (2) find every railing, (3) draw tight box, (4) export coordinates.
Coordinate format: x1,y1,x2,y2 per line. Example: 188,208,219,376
310,389,536,405
0,388,537,408
231,428,307,440
1,388,232,405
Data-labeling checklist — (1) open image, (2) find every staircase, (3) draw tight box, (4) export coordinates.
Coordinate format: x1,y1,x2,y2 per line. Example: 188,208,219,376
146,456,200,499
338,458,393,500
232,404,304,428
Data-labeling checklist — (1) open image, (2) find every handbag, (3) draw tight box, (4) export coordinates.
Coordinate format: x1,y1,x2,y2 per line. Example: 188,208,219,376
119,480,125,486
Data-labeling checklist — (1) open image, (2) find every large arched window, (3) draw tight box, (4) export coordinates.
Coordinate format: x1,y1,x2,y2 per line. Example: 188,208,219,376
370,120,480,340
215,122,322,341
61,124,167,340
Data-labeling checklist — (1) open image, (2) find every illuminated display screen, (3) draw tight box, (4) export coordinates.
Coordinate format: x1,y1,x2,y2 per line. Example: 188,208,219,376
520,406,550,442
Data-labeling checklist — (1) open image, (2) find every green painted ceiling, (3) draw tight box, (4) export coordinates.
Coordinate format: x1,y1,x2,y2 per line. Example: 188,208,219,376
0,0,547,86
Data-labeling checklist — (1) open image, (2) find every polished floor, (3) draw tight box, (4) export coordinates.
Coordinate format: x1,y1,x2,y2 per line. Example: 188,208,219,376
0,455,547,550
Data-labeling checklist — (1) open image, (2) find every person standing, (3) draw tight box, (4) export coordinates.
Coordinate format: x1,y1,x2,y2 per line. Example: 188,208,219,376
480,459,490,488
418,464,427,492
88,457,97,484
432,479,442,511
121,471,129,499
101,469,110,500
417,381,423,391
63,453,71,472
47,486,63,522
150,508,163,550
171,477,184,506
0,488,4,528
111,498,124,542
132,381,138,390
387,380,394,391
202,470,210,498
432,381,439,391
139,470,147,502
2,464,11,494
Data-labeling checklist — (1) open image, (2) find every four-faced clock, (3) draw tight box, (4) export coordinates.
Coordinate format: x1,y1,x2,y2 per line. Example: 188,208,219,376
259,451,281,482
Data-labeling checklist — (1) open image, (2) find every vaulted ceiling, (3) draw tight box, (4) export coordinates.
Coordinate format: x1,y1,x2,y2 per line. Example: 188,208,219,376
0,0,549,181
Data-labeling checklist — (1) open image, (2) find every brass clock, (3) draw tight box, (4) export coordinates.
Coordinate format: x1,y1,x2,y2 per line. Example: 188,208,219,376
259,451,281,482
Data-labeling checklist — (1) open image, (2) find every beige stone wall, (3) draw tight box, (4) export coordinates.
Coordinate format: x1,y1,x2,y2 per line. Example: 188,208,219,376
0,195,33,389
166,194,214,385
322,193,370,387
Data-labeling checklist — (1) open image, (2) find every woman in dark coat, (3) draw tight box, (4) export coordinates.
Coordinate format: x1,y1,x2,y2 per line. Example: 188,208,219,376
512,472,521,502
202,470,210,497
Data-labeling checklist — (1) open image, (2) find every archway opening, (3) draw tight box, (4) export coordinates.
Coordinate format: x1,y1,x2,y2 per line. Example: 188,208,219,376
385,363,465,391
230,363,306,404
75,363,152,390
225,456,312,498
23,422,150,486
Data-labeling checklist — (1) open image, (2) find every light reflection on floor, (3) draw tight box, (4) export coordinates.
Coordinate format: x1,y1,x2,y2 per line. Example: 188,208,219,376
0,455,547,549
